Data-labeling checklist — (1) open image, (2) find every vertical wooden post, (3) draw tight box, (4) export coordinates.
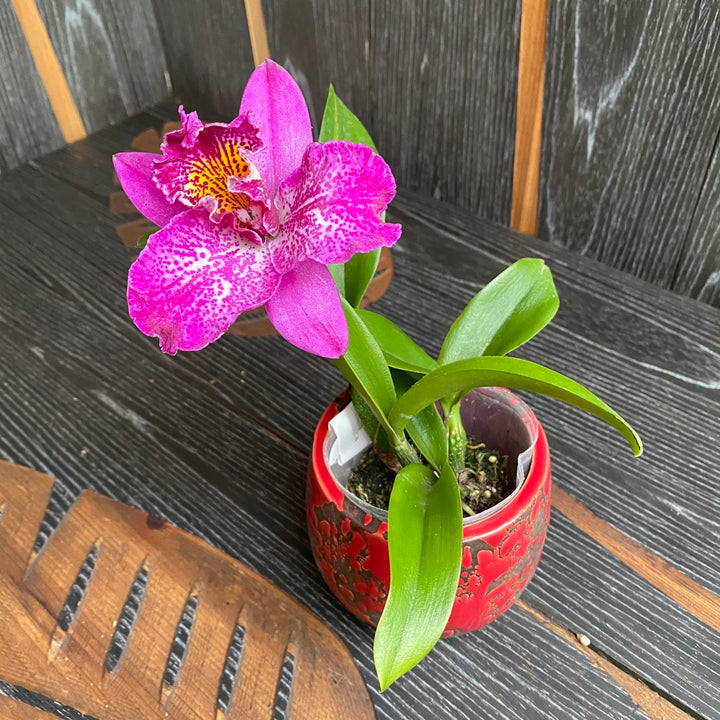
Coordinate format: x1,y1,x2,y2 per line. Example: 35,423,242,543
511,0,547,235
10,0,86,143
244,0,272,66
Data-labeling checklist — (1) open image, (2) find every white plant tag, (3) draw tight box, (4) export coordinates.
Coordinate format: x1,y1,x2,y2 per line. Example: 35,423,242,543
327,403,372,470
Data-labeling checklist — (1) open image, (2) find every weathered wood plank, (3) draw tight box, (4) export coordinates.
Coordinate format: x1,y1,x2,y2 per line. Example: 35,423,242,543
1,119,709,718
34,0,169,132
368,0,521,223
671,134,720,307
150,0,255,120
538,0,720,301
0,0,63,173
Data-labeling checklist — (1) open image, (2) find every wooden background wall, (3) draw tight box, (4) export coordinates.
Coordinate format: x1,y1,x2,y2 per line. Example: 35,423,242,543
3,0,720,307
0,0,168,172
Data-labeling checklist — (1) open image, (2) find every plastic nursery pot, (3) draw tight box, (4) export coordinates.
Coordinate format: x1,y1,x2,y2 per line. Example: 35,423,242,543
306,387,552,635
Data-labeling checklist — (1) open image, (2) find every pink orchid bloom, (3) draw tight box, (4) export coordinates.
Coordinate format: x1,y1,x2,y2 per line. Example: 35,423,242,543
113,60,401,358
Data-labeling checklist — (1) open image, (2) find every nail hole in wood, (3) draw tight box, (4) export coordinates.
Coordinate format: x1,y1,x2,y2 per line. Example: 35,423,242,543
104,560,150,678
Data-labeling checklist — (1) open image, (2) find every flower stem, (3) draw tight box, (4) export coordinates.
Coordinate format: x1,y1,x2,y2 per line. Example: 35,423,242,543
446,403,467,474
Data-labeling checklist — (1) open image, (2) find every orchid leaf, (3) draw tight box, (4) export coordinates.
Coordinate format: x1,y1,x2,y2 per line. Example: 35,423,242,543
333,297,396,431
344,249,382,307
388,357,643,456
319,84,378,149
351,388,391,452
327,262,345,296
358,309,438,374
391,370,446,470
439,259,559,364
320,86,383,307
374,461,462,690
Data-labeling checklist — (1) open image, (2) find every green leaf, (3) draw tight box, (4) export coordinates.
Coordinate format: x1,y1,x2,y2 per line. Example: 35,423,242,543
343,249,381,307
319,84,378,149
333,297,396,431
136,228,159,249
439,259,559,364
327,262,345,296
320,86,382,307
391,370,446,470
358,309,438,374
374,461,463,690
351,388,391,452
388,356,643,457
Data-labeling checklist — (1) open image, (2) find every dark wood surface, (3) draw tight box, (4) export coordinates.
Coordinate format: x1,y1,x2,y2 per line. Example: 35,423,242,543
34,0,169,131
1,108,719,720
538,0,720,307
151,0,521,225
0,0,168,173
0,0,64,172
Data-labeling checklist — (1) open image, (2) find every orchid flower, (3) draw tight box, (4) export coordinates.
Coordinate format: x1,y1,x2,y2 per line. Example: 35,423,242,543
113,60,401,358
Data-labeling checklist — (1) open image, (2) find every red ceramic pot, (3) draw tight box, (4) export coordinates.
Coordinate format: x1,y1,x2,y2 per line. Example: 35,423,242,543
306,387,552,635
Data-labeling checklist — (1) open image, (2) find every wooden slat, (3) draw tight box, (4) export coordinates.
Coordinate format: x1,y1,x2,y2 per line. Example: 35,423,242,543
0,696,62,720
0,467,376,720
537,1,720,301
671,134,720,307
1,117,711,717
150,0,256,120
243,0,271,66
552,484,720,635
368,0,522,224
511,0,547,235
33,0,168,132
0,0,64,172
9,0,86,142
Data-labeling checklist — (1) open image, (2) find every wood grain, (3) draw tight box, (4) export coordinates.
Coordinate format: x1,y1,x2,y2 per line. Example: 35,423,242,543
243,0,270,66
0,460,375,720
538,0,720,302
511,0,547,235
671,133,720,307
2,110,719,717
552,484,720,635
0,696,63,720
517,601,694,720
33,0,169,132
0,118,709,718
9,0,86,143
150,0,255,120
0,0,64,173
368,0,522,224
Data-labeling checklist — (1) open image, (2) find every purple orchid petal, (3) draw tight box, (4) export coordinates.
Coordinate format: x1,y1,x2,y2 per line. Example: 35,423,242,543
240,60,313,198
265,260,348,358
160,106,204,155
128,209,280,354
271,141,402,273
113,152,185,227
153,113,268,230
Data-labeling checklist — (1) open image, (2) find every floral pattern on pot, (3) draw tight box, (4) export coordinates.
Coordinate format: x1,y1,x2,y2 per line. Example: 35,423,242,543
306,388,552,635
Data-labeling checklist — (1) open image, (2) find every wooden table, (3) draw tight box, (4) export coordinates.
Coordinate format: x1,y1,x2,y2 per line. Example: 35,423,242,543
1,105,719,720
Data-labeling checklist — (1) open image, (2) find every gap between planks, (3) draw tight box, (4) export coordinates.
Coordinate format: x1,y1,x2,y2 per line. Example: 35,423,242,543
552,484,720,636
517,599,699,720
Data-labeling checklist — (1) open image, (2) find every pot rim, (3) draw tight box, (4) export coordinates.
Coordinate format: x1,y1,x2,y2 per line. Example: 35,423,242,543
311,387,551,538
